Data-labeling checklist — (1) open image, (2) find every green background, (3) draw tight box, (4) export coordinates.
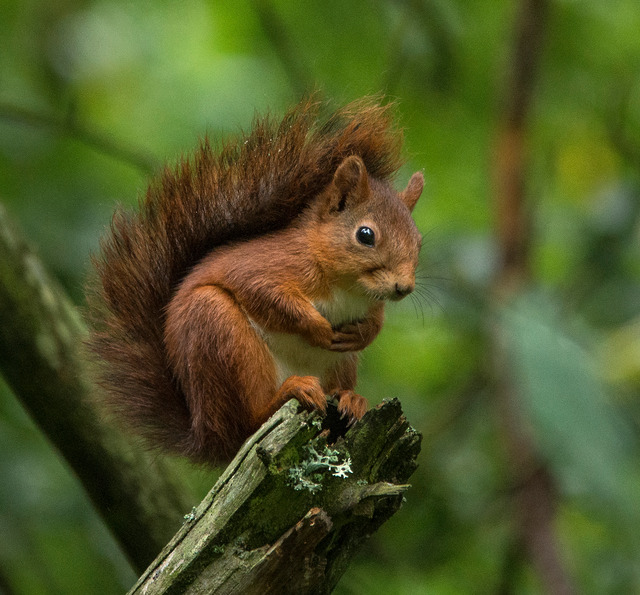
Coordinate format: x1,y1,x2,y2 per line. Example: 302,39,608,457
1,0,640,593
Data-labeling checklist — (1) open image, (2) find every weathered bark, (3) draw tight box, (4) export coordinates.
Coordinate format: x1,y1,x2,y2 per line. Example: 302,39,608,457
129,398,421,594
0,203,194,573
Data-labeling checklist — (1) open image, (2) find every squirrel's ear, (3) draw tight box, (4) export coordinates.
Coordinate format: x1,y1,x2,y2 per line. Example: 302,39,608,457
331,155,369,211
400,171,424,212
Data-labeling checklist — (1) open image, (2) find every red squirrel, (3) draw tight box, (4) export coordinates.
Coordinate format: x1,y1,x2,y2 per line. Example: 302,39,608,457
88,98,423,464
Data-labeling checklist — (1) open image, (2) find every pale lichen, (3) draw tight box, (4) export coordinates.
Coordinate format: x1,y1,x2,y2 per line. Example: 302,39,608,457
288,445,352,493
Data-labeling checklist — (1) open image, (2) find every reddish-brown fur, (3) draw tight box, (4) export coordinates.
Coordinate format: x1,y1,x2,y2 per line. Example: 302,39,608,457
88,97,423,464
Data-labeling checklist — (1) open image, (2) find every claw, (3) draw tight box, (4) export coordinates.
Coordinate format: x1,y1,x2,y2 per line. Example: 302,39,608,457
335,390,368,424
276,375,327,413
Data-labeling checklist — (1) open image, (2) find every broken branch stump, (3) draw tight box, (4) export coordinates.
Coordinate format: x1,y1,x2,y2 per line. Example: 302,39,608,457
129,397,421,594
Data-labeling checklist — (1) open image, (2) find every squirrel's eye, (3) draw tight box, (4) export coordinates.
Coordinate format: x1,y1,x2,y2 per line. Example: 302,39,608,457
356,226,375,247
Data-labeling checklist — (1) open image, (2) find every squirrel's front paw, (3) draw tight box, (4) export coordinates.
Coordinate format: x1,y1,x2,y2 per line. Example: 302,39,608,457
304,319,335,350
329,319,378,352
277,375,327,414
330,303,384,352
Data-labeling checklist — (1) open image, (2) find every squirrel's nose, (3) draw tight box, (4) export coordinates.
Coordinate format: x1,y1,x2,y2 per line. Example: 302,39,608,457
394,282,414,299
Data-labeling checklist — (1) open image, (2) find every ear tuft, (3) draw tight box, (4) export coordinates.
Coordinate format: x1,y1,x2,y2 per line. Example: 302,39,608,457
333,155,368,211
401,172,424,212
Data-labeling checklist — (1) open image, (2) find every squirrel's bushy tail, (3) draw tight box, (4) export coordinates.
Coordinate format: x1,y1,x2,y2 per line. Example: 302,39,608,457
87,97,405,461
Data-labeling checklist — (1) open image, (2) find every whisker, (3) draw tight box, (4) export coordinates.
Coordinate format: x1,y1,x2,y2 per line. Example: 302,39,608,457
412,292,425,326
412,279,445,315
415,273,451,282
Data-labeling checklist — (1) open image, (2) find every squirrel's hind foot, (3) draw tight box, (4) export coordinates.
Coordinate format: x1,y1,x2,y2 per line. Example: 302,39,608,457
276,375,328,415
335,390,368,426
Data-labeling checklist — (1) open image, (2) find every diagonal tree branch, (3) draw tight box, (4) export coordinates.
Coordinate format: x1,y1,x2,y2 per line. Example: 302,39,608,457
0,203,193,573
128,398,421,594
0,102,159,175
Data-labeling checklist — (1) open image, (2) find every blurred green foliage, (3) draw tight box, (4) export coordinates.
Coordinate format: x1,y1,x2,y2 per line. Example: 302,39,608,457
1,0,640,593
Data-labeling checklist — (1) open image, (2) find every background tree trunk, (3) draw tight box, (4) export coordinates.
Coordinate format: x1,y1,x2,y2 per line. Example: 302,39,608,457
0,203,194,574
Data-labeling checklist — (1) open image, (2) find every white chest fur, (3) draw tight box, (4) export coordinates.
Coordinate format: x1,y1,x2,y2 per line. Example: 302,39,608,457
313,288,371,328
257,289,372,387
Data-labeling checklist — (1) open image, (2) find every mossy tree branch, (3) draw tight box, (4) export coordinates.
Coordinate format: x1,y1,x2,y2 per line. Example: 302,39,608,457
0,203,194,573
129,398,421,595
